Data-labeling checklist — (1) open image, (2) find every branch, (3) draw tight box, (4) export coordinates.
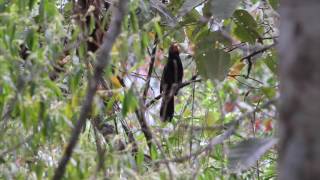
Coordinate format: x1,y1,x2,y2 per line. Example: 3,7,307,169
135,101,154,155
227,74,264,85
142,36,158,103
240,43,277,62
52,1,128,179
174,123,232,132
146,77,202,108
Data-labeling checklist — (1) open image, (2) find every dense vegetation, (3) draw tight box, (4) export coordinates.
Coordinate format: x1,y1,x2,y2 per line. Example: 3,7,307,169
0,0,279,179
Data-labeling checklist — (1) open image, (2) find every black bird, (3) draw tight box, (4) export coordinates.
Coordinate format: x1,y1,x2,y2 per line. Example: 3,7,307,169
160,43,183,121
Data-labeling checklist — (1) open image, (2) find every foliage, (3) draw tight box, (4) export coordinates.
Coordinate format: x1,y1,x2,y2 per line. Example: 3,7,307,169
0,0,279,179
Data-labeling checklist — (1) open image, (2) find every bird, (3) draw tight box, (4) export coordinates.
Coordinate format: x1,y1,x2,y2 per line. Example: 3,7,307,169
160,43,183,121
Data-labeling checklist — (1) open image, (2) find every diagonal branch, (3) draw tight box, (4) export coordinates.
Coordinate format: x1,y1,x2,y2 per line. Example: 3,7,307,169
142,36,159,103
135,104,154,155
52,1,129,179
240,43,277,62
146,77,202,108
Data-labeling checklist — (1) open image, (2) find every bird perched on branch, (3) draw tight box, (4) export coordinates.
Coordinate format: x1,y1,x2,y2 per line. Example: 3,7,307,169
160,43,183,121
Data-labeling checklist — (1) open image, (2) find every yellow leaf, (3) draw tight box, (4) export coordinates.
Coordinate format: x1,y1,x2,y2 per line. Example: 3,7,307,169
204,111,219,137
228,62,245,77
205,111,217,126
148,32,156,39
183,109,191,117
110,76,122,89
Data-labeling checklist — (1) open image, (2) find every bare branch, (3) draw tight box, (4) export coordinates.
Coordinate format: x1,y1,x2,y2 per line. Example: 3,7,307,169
135,101,154,155
142,36,159,103
146,77,202,108
227,74,264,85
240,43,277,62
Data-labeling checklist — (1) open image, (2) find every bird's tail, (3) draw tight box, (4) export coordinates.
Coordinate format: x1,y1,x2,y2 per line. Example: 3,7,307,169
160,96,174,122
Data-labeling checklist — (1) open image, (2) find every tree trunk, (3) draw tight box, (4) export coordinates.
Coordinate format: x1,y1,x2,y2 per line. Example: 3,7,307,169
279,1,320,180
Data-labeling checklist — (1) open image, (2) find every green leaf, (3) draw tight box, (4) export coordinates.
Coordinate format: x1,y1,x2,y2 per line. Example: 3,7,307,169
18,0,27,12
167,0,185,15
8,23,16,42
39,0,57,23
25,29,38,51
43,79,62,98
196,48,231,81
200,167,216,180
268,0,279,10
153,21,163,40
195,31,232,82
203,111,219,137
261,87,276,99
130,10,139,33
29,0,37,10
185,23,206,42
195,30,231,46
136,149,145,170
181,9,201,25
264,50,278,74
34,160,45,179
63,2,73,18
150,144,158,160
0,88,4,117
122,88,138,117
232,9,261,44
210,0,240,19
89,15,95,34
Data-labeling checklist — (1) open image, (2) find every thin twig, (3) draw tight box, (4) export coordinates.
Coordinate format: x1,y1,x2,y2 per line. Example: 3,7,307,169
231,77,261,89
175,123,232,132
189,72,196,160
227,74,264,85
240,43,276,62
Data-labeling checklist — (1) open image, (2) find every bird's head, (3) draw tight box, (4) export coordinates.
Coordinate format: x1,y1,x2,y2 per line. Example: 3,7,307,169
168,43,180,57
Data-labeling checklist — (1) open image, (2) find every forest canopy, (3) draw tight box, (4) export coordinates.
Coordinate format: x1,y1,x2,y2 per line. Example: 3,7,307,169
0,0,280,179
